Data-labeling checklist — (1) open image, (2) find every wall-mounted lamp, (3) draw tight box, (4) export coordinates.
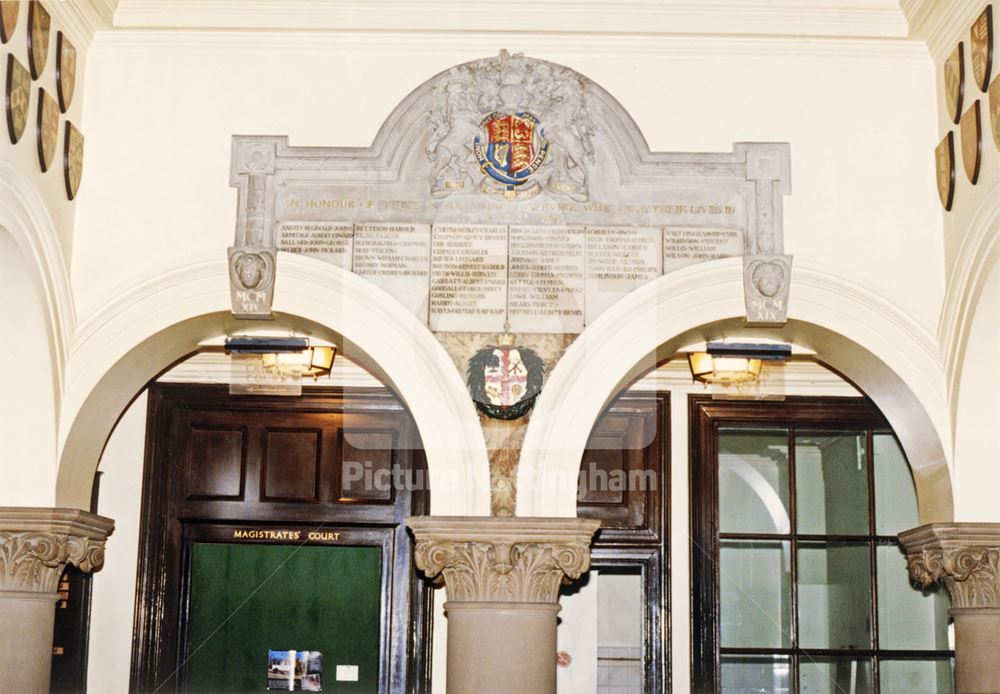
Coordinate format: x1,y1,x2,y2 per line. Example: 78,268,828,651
687,342,790,385
225,336,337,381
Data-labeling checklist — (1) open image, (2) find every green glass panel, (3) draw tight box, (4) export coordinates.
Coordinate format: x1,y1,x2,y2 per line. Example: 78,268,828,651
720,539,791,648
718,428,790,534
877,544,951,650
873,433,920,535
799,657,873,694
879,658,954,694
796,431,869,535
186,543,382,693
720,654,790,694
797,542,872,649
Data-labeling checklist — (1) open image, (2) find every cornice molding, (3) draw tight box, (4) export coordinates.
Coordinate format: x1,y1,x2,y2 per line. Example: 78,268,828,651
0,507,114,594
900,522,1000,609
902,0,987,61
407,516,600,603
48,0,110,46
89,30,930,63
107,0,910,39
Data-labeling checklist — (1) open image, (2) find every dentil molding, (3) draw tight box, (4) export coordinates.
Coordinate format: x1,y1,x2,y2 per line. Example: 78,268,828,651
0,508,114,595
900,523,1000,610
407,516,600,603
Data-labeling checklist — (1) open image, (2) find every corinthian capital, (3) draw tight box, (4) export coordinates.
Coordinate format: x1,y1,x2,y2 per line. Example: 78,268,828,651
0,508,114,594
899,523,1000,609
407,516,600,604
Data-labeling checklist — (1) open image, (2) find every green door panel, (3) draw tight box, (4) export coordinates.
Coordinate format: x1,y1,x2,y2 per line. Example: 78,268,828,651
186,543,382,693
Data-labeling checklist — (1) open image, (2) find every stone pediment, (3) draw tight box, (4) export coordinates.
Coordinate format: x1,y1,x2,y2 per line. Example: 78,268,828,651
228,51,791,330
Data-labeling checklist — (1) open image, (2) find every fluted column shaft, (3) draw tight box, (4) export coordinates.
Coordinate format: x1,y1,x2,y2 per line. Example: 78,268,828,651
900,523,1000,694
407,516,599,694
0,508,114,694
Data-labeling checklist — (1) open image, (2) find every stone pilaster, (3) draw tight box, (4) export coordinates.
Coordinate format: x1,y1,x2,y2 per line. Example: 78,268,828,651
407,516,599,694
0,507,114,694
900,523,1000,694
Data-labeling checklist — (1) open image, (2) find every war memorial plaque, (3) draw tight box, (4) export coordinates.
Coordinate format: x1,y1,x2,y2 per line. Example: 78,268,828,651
585,226,661,323
429,224,508,332
354,223,431,320
663,226,745,272
508,226,585,333
228,52,793,328
277,222,354,268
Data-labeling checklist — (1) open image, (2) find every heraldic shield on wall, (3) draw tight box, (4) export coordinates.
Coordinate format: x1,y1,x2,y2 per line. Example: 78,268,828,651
467,334,545,420
473,111,549,199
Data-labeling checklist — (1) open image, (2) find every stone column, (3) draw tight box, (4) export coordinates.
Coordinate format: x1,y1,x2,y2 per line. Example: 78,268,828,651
407,516,600,694
0,507,114,694
900,523,1000,694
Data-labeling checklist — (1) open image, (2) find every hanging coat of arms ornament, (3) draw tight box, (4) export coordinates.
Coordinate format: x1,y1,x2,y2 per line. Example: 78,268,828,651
474,111,549,199
467,334,545,420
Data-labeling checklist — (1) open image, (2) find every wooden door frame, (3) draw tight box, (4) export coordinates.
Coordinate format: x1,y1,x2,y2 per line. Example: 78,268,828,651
130,383,433,693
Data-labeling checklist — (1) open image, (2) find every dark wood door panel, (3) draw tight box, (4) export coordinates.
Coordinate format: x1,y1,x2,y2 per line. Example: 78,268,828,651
578,391,668,545
132,383,432,694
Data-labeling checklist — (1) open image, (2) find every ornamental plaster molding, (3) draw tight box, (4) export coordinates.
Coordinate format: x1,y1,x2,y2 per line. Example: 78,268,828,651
407,516,599,603
0,507,114,595
107,1,910,39
900,523,1000,610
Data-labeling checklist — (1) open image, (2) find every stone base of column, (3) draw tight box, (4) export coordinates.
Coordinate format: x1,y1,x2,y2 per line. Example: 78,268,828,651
445,601,560,693
407,516,600,694
0,507,114,694
900,523,1000,694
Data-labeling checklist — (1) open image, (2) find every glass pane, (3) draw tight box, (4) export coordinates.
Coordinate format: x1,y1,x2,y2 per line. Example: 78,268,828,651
798,542,872,649
720,540,792,648
877,544,951,650
719,428,790,534
799,657,873,694
796,431,869,535
880,659,954,694
873,433,920,535
721,654,791,694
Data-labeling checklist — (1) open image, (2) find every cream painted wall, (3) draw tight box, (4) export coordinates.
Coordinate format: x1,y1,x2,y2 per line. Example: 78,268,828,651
72,34,944,333
0,232,58,505
88,390,145,694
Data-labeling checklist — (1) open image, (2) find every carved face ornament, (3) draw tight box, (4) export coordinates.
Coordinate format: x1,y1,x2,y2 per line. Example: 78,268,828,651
752,261,785,298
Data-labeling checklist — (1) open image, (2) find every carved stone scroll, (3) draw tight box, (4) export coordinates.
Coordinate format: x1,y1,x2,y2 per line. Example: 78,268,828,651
900,523,1000,609
0,508,113,594
407,515,600,604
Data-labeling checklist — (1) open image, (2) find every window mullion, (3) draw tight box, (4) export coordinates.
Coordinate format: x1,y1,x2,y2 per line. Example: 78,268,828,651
788,426,799,693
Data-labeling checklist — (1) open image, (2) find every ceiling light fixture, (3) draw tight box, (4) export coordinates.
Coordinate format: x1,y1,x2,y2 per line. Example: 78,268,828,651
224,336,337,381
687,342,791,385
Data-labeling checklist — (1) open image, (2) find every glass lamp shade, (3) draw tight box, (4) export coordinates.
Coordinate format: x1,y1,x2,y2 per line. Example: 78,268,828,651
261,347,337,380
688,352,763,384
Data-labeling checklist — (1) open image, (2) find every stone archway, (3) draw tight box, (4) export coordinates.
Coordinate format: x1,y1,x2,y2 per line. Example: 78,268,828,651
517,256,954,523
57,252,491,515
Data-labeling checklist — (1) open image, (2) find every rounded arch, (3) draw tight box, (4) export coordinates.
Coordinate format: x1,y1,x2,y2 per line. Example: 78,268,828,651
940,181,1000,430
0,161,73,506
58,252,490,515
517,257,954,523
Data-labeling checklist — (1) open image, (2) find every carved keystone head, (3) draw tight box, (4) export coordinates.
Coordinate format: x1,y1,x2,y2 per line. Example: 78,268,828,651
751,261,785,298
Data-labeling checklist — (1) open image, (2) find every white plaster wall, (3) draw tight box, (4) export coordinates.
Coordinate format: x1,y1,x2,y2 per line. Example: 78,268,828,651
951,261,1000,523
88,389,146,694
0,232,58,505
72,34,944,333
